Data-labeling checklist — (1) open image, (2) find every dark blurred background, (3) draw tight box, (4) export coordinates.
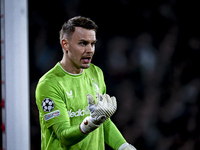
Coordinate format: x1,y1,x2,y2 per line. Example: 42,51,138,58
29,0,200,149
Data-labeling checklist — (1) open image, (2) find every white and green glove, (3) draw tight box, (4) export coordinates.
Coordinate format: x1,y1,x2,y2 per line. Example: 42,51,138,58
80,93,117,134
118,143,137,150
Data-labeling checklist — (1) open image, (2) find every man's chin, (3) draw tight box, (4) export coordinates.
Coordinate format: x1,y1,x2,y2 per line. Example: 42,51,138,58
81,63,90,69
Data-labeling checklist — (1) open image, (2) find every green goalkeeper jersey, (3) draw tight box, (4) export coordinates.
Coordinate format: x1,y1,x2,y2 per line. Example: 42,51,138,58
35,62,126,150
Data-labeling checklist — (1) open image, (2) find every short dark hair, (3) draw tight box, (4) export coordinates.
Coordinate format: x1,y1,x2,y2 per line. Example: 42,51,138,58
59,16,98,41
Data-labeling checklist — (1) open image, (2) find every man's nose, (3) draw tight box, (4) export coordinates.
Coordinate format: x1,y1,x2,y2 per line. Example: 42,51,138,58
86,44,95,53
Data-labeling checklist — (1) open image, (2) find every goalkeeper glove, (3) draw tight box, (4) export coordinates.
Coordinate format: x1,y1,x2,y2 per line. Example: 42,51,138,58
118,143,137,150
80,93,117,134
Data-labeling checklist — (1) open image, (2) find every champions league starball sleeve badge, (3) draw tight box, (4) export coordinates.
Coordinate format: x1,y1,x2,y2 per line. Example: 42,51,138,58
42,98,55,112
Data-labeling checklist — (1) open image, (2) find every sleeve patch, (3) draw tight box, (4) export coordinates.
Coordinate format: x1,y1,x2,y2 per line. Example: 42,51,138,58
42,98,54,112
44,110,60,121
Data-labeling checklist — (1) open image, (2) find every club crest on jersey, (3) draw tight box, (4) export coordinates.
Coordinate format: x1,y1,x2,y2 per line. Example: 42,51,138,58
92,82,100,93
42,98,54,112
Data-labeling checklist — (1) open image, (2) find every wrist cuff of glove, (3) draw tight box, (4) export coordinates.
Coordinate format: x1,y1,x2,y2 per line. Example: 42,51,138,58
80,116,100,134
118,143,137,150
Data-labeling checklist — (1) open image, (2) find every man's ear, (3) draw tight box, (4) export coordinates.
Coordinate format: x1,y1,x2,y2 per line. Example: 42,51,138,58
61,39,69,52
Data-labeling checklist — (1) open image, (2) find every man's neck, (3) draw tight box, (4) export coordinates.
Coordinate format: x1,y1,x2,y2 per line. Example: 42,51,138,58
60,58,83,74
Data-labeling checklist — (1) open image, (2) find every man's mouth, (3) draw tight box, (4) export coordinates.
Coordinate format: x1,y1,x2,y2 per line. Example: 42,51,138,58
81,57,92,63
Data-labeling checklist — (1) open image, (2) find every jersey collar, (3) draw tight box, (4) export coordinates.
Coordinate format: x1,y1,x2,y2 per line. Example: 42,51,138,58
58,62,84,76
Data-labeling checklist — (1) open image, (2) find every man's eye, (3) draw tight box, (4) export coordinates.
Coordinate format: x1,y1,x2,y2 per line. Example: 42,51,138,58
79,42,87,46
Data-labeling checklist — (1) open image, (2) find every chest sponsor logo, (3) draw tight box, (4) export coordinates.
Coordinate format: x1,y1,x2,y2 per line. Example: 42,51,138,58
66,90,74,98
68,106,90,118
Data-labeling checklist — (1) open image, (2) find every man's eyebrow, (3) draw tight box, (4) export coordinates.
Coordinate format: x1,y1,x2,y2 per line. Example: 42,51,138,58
79,39,97,43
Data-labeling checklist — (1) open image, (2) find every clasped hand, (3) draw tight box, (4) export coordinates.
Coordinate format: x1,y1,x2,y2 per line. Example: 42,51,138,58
80,93,117,134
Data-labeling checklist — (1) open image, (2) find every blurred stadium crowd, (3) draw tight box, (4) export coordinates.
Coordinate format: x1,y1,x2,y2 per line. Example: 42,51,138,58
29,0,200,149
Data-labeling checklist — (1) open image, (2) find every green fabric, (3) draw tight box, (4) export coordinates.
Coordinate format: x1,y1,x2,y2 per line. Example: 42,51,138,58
52,122,87,149
104,120,127,150
35,62,126,150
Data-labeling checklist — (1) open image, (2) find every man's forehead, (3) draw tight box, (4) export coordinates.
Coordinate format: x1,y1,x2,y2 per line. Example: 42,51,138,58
72,27,96,41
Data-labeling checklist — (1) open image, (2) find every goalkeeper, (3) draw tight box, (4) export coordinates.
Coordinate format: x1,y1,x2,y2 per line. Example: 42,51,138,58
35,16,137,150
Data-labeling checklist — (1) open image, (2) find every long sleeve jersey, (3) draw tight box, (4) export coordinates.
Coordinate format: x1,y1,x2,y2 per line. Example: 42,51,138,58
35,62,126,150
